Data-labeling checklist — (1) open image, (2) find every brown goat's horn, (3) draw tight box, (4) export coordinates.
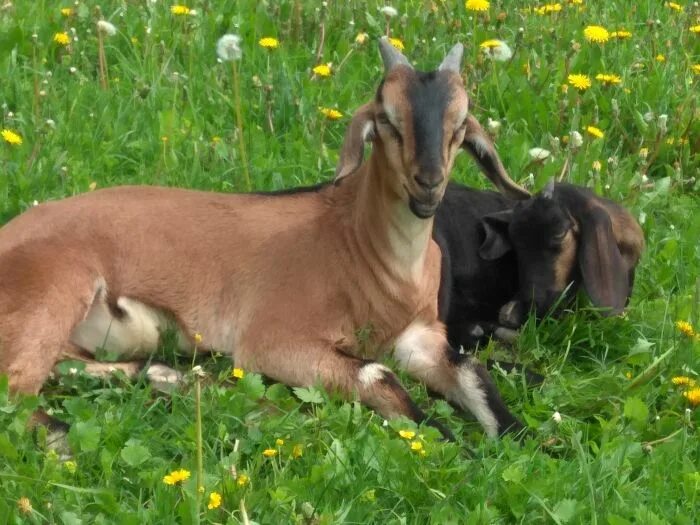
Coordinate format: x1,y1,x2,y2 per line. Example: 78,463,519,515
379,37,412,73
438,43,464,73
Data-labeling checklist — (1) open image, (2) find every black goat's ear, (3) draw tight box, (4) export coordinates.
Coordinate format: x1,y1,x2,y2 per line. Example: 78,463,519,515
462,115,530,200
335,103,376,181
577,206,629,314
479,210,514,260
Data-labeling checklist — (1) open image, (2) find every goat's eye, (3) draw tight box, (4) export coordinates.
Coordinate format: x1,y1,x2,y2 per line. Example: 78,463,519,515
451,119,468,144
553,229,568,242
377,113,402,142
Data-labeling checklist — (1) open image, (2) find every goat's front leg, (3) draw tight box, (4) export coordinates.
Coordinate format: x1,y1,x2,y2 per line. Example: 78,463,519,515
394,322,524,437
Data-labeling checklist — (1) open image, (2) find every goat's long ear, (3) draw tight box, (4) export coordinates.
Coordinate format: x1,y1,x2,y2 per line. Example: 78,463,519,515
577,206,629,314
335,103,376,181
479,209,514,260
462,115,530,200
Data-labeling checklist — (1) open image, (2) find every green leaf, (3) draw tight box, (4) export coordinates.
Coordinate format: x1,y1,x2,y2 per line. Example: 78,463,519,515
69,420,102,452
552,499,578,524
293,386,324,404
0,433,17,460
60,511,83,525
501,463,524,483
239,373,266,400
120,442,151,467
607,514,632,525
623,396,649,424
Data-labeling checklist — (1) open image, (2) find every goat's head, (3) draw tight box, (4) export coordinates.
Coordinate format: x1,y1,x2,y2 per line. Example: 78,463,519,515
336,38,528,219
479,181,644,327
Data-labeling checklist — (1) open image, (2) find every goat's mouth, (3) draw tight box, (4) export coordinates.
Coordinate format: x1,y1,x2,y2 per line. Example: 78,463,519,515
408,195,440,219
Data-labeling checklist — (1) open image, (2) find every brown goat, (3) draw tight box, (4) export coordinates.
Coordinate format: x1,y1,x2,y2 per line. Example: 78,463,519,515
0,40,528,440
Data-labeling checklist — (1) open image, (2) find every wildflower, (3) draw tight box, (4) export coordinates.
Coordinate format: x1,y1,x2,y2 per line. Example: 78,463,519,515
610,30,632,39
193,332,203,344
319,107,343,120
410,440,423,452
480,39,513,62
465,0,489,11
53,32,71,45
380,6,398,17
672,376,697,387
691,26,700,34
275,438,285,446
170,5,191,15
625,371,633,379
1,128,22,145
552,411,562,423
534,3,562,15
596,73,621,85
586,126,604,139
676,320,696,338
17,497,32,515
97,20,117,36
528,147,551,161
262,448,277,458
567,73,591,90
655,54,665,62
259,37,279,49
388,37,404,51
584,25,609,44
237,473,250,486
684,388,700,407
292,444,304,458
658,114,668,134
232,367,245,379
89,181,98,191
639,147,649,159
207,492,222,510
570,131,583,148
60,7,73,16
592,160,602,172
399,429,416,439
312,63,332,77
692,65,700,75
163,468,191,485
216,34,242,62
666,2,683,11
355,32,369,45
487,118,501,133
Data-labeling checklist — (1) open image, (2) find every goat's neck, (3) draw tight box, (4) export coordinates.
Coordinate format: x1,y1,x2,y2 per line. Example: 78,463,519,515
349,153,434,282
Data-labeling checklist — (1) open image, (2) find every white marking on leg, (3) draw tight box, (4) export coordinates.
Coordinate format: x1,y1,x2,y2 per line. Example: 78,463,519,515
358,363,390,386
394,322,443,375
449,367,499,437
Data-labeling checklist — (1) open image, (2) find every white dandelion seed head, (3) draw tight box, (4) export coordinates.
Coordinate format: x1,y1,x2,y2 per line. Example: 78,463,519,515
643,111,655,122
32,200,39,206
69,66,77,74
45,118,56,128
641,174,648,183
549,136,561,151
552,411,562,423
483,40,513,62
657,114,668,133
97,20,117,36
69,367,78,375
529,147,551,161
216,34,242,62
189,9,198,16
380,5,398,17
487,118,501,133
570,130,583,149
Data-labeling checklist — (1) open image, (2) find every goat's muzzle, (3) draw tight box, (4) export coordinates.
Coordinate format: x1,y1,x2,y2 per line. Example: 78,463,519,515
408,194,441,219
407,174,445,219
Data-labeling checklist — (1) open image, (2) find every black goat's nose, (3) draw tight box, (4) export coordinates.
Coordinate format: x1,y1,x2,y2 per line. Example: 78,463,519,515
414,175,444,192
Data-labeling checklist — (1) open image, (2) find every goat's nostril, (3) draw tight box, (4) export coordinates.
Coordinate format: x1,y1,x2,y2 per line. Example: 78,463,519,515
414,176,444,192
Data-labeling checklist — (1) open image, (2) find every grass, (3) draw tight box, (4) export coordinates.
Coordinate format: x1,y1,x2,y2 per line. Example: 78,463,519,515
1,0,699,523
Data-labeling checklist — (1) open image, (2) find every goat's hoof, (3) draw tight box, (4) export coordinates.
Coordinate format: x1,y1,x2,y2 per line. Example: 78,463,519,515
146,364,183,393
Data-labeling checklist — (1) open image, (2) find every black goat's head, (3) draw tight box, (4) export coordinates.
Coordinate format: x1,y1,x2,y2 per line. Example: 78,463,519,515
479,181,644,327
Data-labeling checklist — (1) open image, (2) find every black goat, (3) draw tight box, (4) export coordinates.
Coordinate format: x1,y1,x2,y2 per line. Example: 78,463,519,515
435,181,645,350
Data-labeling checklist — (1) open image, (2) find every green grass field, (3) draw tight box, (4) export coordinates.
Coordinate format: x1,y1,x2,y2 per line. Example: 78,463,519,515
1,1,699,523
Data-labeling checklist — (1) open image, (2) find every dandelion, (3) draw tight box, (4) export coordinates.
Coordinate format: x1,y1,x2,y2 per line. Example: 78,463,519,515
610,30,632,39
410,440,423,451
355,32,369,45
684,388,700,407
487,118,501,133
570,131,583,148
292,444,304,458
666,2,683,11
480,39,513,62
275,438,285,446
262,448,277,458
163,468,191,485
259,37,279,49
639,147,649,159
672,376,697,387
586,125,604,139
232,367,245,379
207,492,222,510
465,0,489,12
592,160,602,172
97,20,117,36
552,411,562,423
567,73,591,90
60,7,73,16
692,65,700,75
596,73,621,85
53,32,70,45
534,3,562,15
399,429,416,439
380,6,398,17
170,5,191,15
584,25,610,43
237,473,250,486
1,128,22,145
655,54,665,62
691,26,700,34
63,461,77,474
312,63,332,77
193,332,203,344
528,147,551,161
676,320,696,338
319,107,343,120
388,37,404,51
625,371,633,379
216,34,242,62
17,497,32,515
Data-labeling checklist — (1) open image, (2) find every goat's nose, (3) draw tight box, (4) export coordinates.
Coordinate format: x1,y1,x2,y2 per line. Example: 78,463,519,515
414,175,444,192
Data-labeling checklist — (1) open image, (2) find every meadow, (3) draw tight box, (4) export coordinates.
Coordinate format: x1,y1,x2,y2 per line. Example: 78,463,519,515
1,0,699,523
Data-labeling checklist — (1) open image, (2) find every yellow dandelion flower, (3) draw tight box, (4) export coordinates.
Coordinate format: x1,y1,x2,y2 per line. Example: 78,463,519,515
568,0,583,4
232,367,245,379
596,73,621,85
388,37,404,51
259,37,279,49
683,388,700,406
479,39,502,48
312,64,332,77
88,181,98,191
53,32,70,45
639,147,649,158
193,332,203,344
1,129,23,145
207,492,222,510
586,125,604,139
292,444,303,458
625,371,633,379
610,30,632,39
592,160,602,172
655,54,665,62
465,0,489,11
355,32,369,45
170,5,191,15
666,137,675,145
275,438,285,446
163,468,191,485
399,430,416,439
17,497,32,515
410,440,423,451
666,2,682,12
237,473,250,486
262,448,277,458
534,3,562,15
211,136,221,144
60,7,73,16
672,376,697,387
692,65,700,75
63,461,77,474
691,26,700,34
567,73,591,90
319,107,343,120
676,320,696,338
584,25,610,43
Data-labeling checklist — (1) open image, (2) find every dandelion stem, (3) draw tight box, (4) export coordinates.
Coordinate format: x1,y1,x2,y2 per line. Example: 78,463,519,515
194,375,204,508
97,31,109,90
231,61,251,191
240,498,251,525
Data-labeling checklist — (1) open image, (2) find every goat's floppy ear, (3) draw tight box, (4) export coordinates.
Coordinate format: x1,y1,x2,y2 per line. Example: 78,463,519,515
462,115,531,201
577,206,629,314
335,103,376,181
479,209,514,260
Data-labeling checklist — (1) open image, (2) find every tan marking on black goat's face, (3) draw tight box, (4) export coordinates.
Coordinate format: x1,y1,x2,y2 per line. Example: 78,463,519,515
376,66,469,219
